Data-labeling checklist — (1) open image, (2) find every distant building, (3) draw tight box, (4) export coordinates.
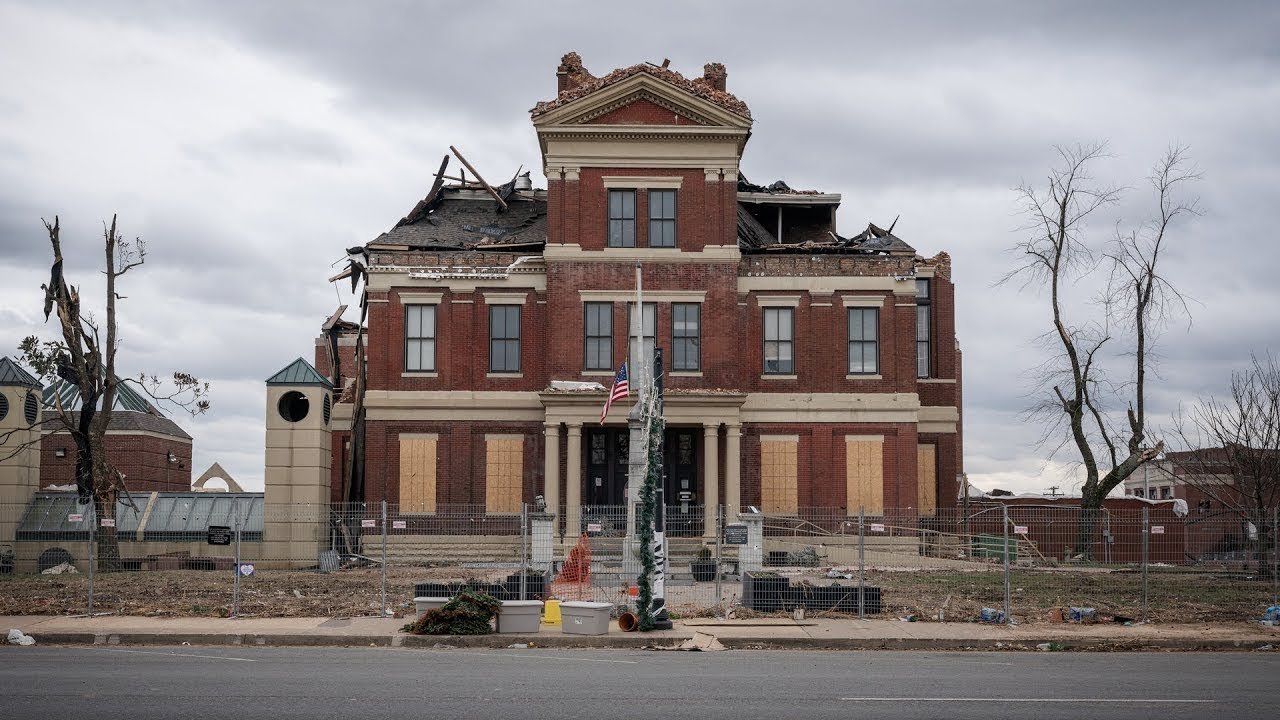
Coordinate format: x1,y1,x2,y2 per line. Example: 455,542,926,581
1124,449,1240,511
38,377,192,492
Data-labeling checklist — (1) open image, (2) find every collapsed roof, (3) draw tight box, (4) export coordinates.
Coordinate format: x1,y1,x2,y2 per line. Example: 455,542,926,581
367,144,914,256
371,187,548,252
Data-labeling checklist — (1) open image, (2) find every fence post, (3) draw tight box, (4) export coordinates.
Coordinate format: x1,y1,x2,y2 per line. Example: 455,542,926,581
1272,508,1277,608
857,506,865,620
87,501,95,616
1002,504,1011,623
1141,506,1149,624
233,501,242,618
520,502,528,601
380,500,388,615
714,504,723,618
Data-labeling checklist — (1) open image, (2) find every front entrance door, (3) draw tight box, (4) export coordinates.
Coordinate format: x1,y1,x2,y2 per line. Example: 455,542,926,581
664,428,701,535
585,428,628,506
581,426,703,536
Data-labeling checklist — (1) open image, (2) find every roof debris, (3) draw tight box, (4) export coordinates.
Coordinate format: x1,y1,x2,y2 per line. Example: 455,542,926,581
737,176,824,196
532,52,751,120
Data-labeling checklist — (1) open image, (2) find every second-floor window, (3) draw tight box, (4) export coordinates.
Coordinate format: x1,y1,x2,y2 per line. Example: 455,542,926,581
608,190,636,248
648,189,677,247
584,302,613,371
848,307,879,374
489,305,521,373
672,303,700,371
628,302,657,376
916,279,931,378
405,304,436,372
763,307,794,375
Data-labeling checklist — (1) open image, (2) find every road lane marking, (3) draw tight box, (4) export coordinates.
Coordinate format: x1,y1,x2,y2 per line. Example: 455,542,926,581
88,648,256,662
418,649,638,664
840,697,1213,703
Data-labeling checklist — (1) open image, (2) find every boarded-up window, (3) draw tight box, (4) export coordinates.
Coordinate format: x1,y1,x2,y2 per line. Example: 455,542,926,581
399,435,438,513
917,444,937,517
485,435,523,514
846,436,884,515
760,436,798,514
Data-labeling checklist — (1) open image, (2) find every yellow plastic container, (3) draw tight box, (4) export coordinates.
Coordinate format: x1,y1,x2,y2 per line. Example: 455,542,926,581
542,599,562,626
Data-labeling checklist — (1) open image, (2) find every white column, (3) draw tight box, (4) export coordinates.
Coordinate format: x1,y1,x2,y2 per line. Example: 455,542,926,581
543,423,560,538
725,423,742,523
565,424,582,539
702,424,719,538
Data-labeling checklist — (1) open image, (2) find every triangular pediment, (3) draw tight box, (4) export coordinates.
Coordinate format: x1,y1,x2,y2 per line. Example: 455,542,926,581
533,73,752,131
580,94,709,126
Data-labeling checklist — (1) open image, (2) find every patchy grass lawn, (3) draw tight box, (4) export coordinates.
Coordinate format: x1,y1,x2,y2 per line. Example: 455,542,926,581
1,564,1273,624
0,566,508,618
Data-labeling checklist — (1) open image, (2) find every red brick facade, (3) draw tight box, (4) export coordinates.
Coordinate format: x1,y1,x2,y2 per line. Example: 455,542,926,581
320,57,963,527
39,431,192,492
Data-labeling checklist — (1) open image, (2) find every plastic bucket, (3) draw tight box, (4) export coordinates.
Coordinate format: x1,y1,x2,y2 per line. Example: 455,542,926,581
542,599,562,626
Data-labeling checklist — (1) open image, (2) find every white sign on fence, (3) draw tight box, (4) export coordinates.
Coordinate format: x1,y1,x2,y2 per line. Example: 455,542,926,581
392,520,407,530
1151,525,1165,534
238,563,255,577
1014,525,1029,534
586,523,602,533
100,518,115,528
361,519,377,528
870,523,886,533
67,513,83,523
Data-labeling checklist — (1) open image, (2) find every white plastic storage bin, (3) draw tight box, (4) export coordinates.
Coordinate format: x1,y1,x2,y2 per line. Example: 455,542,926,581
559,601,613,635
498,600,544,633
413,597,449,615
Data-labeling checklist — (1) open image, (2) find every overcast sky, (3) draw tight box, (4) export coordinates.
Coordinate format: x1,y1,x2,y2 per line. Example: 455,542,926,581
1,1,1277,496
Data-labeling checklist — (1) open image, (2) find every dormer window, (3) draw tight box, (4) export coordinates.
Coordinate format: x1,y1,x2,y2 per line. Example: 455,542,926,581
608,190,636,247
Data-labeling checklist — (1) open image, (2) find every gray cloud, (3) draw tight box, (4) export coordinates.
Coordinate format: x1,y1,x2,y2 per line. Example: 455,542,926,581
2,0,1278,496
187,121,350,171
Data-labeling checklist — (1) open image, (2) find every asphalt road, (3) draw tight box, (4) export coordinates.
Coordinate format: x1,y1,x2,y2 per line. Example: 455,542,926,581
1,646,1276,720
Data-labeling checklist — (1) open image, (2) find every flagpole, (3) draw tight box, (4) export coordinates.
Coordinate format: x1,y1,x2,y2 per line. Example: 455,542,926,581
635,263,645,402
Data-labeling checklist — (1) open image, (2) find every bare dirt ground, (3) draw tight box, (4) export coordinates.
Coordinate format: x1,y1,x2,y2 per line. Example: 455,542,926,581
2,564,1273,624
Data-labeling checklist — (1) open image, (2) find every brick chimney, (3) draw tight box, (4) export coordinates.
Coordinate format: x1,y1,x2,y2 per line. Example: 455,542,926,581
702,62,727,92
557,52,586,94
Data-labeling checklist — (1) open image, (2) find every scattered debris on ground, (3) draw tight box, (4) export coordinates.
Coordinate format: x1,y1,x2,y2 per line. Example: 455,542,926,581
7,629,35,646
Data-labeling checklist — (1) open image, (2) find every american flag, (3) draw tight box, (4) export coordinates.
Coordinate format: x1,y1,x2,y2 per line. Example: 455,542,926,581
600,363,629,424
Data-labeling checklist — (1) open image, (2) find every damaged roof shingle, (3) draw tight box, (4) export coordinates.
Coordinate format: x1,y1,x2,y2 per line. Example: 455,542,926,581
373,188,547,251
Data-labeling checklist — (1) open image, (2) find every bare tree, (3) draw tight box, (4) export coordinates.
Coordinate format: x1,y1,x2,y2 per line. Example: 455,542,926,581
1172,353,1280,513
1004,144,1200,554
10,216,209,569
1169,353,1280,575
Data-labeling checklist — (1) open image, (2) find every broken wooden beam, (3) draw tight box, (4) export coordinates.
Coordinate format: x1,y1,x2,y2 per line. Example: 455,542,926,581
449,145,508,211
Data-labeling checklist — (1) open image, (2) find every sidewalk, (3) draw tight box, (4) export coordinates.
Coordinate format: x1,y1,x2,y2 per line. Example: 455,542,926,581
4,614,1278,651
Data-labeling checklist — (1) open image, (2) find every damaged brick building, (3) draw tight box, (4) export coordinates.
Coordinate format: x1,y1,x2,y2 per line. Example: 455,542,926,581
314,54,963,539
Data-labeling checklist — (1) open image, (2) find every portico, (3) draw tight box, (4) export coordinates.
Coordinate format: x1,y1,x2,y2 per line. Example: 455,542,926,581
538,390,745,540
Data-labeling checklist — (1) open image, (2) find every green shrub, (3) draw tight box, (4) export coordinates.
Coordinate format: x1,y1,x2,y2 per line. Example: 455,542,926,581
402,589,502,635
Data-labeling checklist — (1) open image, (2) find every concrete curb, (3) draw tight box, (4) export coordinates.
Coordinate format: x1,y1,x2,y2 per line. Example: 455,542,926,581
16,632,1276,652
711,637,1278,652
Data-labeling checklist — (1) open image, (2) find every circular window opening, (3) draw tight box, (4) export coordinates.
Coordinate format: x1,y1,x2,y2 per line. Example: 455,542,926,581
37,547,74,573
277,391,309,423
0,392,9,423
24,392,38,425
323,393,332,425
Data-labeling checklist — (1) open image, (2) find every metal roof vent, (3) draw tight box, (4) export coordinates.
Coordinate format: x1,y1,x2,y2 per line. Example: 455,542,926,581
514,172,533,191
